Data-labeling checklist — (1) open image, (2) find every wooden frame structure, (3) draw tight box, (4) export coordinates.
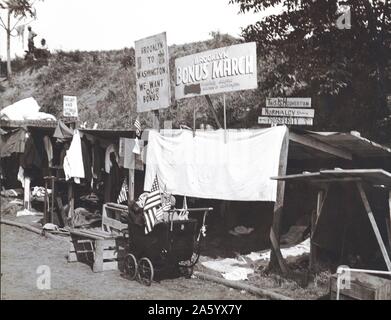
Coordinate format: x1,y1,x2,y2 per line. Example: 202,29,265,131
272,169,391,273
268,128,391,275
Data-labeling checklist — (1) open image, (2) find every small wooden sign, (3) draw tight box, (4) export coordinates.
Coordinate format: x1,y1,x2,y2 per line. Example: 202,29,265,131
258,116,313,126
266,97,312,108
63,96,78,118
262,107,315,118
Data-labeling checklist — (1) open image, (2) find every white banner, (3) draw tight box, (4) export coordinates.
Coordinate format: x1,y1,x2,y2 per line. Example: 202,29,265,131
175,42,257,99
135,32,171,112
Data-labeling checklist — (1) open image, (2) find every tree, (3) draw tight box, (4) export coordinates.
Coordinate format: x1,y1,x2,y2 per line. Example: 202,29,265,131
0,0,38,78
230,0,390,141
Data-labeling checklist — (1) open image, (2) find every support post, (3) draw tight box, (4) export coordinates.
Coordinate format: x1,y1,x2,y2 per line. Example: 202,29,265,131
310,188,327,271
67,182,74,222
356,182,391,271
268,127,290,275
223,94,227,143
24,176,31,211
128,169,135,202
153,110,160,131
205,95,222,129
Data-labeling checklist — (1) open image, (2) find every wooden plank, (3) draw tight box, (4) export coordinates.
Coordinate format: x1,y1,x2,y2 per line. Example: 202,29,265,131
357,182,391,271
330,273,391,300
102,216,127,233
24,176,31,210
70,229,105,240
129,169,135,202
105,203,128,212
258,116,313,126
67,182,74,220
389,190,391,240
103,249,126,260
93,240,104,272
320,169,391,187
289,132,352,160
268,128,290,275
266,97,312,108
102,261,119,271
262,107,315,118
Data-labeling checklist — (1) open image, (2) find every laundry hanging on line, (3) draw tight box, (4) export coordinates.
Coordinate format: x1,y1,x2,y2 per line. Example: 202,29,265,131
144,126,287,202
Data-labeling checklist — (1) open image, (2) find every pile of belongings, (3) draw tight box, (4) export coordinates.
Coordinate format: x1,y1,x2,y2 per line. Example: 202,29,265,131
0,97,56,122
71,208,102,228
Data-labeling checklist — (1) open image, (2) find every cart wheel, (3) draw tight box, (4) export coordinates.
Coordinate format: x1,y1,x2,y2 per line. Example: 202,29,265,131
124,254,138,281
138,257,154,286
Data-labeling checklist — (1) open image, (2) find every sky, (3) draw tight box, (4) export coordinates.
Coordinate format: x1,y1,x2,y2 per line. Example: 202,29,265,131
0,0,277,60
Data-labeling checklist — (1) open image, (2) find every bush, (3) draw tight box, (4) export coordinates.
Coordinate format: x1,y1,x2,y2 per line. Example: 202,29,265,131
56,50,84,63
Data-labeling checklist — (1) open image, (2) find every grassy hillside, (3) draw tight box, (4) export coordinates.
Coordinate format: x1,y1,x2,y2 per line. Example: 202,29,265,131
0,33,265,130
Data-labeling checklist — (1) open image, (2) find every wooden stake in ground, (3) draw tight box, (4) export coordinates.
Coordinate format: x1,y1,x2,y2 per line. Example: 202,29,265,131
357,182,391,271
268,128,290,275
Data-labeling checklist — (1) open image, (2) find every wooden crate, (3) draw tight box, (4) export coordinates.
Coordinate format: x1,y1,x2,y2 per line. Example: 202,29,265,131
330,272,391,300
68,230,126,273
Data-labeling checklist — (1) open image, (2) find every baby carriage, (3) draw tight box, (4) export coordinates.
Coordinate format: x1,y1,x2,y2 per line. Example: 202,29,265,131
124,206,212,286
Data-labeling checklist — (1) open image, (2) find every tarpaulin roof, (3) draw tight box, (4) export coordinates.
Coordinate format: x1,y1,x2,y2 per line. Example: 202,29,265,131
289,129,391,160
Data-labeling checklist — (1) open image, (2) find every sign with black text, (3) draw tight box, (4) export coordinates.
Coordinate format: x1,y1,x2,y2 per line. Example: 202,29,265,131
135,32,171,112
175,42,257,99
266,97,311,108
258,116,313,126
63,96,78,118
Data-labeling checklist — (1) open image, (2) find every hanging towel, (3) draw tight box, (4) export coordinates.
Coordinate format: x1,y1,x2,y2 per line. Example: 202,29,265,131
63,130,85,183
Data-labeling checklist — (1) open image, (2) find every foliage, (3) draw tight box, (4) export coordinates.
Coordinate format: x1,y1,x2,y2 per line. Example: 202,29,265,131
230,0,391,141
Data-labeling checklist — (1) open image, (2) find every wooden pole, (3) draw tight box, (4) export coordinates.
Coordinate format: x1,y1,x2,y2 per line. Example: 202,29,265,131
6,10,12,78
268,128,290,275
24,177,31,211
128,169,135,202
389,190,391,238
356,182,391,271
153,110,160,131
193,104,196,137
204,95,222,129
223,94,227,143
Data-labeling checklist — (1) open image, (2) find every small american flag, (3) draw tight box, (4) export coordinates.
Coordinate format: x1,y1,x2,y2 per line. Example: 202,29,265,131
134,117,142,138
144,175,164,234
117,178,128,204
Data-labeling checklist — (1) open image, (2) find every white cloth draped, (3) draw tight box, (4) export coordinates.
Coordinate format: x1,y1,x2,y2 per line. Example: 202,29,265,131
144,126,287,202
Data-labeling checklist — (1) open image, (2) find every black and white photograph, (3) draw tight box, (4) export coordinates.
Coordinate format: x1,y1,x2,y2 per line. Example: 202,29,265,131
0,0,391,305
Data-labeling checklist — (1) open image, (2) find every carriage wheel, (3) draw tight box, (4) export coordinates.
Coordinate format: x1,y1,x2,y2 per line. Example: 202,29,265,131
138,257,154,286
124,254,138,281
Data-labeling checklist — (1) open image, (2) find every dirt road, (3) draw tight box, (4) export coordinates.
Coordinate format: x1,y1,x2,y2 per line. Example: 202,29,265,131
0,225,257,300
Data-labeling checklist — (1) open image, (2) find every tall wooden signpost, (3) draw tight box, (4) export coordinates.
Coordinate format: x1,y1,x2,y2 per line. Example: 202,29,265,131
63,95,79,222
133,32,171,196
259,97,314,274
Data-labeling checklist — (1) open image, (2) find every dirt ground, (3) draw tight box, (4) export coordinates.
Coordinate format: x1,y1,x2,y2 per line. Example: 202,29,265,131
0,224,259,300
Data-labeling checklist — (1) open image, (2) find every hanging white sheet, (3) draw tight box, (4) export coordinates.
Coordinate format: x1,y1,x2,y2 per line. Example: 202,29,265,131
64,130,85,184
144,126,287,202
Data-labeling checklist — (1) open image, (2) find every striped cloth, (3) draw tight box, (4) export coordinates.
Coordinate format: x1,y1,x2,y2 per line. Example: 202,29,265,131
144,175,164,234
117,178,129,204
134,117,142,138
